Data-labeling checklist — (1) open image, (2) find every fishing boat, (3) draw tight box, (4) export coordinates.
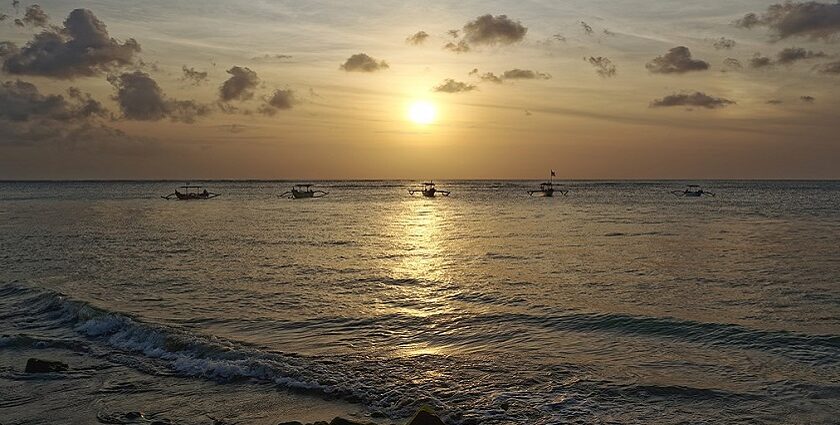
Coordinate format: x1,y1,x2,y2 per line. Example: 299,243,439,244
408,181,450,197
161,183,220,200
280,184,328,199
528,170,567,197
672,184,715,197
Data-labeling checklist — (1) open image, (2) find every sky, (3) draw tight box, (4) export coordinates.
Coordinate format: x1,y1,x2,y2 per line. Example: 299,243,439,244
0,0,839,179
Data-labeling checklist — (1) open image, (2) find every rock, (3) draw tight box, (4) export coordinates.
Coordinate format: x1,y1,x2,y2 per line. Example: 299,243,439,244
406,410,445,425
24,358,68,373
276,422,304,425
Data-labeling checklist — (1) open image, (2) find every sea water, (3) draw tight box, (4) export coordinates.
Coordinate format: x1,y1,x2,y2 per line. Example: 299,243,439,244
1,181,838,424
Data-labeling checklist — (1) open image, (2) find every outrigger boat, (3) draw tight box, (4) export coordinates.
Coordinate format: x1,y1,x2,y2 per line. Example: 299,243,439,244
672,184,715,197
161,183,219,200
408,181,450,197
280,184,328,199
528,170,567,197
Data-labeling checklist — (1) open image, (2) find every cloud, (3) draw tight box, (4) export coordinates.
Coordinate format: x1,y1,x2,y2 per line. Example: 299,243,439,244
553,33,566,42
470,68,503,83
109,71,209,123
0,14,8,22
21,4,48,27
462,14,527,46
603,28,617,37
580,21,594,36
776,47,827,64
502,68,551,80
1,8,140,79
713,37,736,49
800,95,816,102
0,79,136,147
406,31,429,45
734,2,840,41
749,53,774,68
650,92,735,109
340,53,389,72
586,56,617,78
181,66,208,86
723,57,743,70
219,66,259,101
447,29,460,38
815,60,840,73
443,40,470,53
258,89,295,115
433,79,477,93
645,46,710,74
766,99,783,104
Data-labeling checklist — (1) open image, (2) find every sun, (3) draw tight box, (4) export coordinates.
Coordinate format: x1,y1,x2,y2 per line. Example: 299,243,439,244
407,100,437,125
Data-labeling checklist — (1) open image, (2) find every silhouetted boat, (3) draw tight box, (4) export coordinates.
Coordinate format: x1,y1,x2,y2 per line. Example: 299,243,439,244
409,181,450,197
280,184,328,199
161,183,219,200
528,170,567,197
672,185,715,197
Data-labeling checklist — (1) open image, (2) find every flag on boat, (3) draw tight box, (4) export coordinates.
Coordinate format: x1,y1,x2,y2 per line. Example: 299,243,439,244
551,170,556,177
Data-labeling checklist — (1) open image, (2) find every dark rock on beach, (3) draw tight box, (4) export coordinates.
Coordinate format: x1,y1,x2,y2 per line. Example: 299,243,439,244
406,410,446,425
24,358,69,373
277,410,446,425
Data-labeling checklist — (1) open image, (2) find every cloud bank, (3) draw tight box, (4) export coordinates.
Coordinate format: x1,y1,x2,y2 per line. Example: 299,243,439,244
650,92,735,109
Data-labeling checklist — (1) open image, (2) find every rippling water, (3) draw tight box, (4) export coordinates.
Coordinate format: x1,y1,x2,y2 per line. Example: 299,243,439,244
1,181,838,424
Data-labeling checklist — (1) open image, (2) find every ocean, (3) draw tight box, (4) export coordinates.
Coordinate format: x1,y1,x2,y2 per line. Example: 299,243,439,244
1,181,838,424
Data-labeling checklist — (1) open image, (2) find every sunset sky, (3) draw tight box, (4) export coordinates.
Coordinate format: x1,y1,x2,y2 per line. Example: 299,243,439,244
1,0,839,179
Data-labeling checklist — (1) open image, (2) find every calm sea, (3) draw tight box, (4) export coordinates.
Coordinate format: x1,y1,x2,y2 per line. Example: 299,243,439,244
1,181,838,424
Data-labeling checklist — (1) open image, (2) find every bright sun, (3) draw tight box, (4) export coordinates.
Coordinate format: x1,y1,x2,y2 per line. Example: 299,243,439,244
408,101,437,125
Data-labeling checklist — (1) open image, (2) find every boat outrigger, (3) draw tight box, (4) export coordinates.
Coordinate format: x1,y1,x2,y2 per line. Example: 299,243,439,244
672,185,715,197
161,183,220,200
280,184,328,199
528,170,567,197
409,181,450,197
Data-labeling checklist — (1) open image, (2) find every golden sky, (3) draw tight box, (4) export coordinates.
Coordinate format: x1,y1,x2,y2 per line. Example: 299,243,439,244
1,0,839,179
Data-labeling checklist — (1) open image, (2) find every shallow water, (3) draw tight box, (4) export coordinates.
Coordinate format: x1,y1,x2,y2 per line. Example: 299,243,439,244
1,181,839,424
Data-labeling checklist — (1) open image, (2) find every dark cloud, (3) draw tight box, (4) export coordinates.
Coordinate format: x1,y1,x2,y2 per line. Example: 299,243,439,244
650,91,735,109
251,54,293,62
749,53,774,68
433,79,477,93
815,60,840,73
109,71,209,123
580,21,594,36
603,28,617,37
462,14,527,46
800,95,816,102
502,68,551,80
258,89,295,116
21,4,48,27
734,2,840,40
712,37,736,49
219,66,259,101
776,47,827,64
645,46,710,74
723,57,743,70
586,56,617,78
553,33,566,42
0,14,8,22
0,79,132,147
406,31,429,45
766,99,783,104
181,66,208,86
447,29,460,38
340,53,389,72
1,8,140,79
443,40,470,53
470,68,550,82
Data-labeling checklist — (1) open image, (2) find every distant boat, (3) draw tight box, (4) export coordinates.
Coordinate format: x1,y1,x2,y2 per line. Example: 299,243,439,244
162,183,219,200
672,184,715,197
528,170,567,197
280,184,328,199
409,181,450,197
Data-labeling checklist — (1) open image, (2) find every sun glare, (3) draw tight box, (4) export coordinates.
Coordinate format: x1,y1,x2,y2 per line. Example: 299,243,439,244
408,101,437,125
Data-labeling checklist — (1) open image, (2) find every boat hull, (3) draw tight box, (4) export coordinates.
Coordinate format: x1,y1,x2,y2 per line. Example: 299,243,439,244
291,191,315,199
